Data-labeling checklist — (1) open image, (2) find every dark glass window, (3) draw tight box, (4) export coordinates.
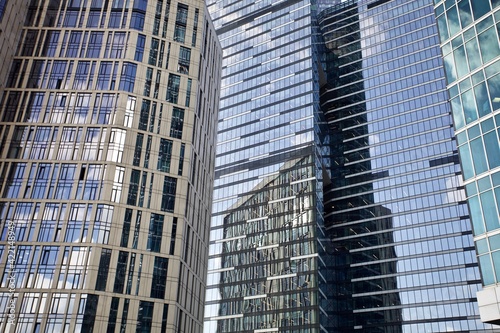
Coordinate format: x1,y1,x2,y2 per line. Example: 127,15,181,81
151,257,169,299
120,299,130,331
82,294,99,332
119,62,137,93
139,100,150,131
130,12,145,31
166,74,180,103
121,208,132,247
192,8,198,47
133,133,144,166
185,79,192,107
149,38,159,66
176,3,188,24
147,213,164,252
161,304,169,332
170,107,184,139
135,34,146,61
144,68,153,96
113,251,129,293
136,301,154,333
106,297,120,333
127,170,141,206
170,217,177,255
157,138,173,172
95,248,112,291
178,143,185,176
178,47,190,74
144,135,152,168
161,176,176,212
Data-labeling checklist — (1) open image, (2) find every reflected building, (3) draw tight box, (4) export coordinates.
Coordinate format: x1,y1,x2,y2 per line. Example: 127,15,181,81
320,0,499,331
207,0,500,332
0,0,221,332
432,0,500,325
204,0,328,332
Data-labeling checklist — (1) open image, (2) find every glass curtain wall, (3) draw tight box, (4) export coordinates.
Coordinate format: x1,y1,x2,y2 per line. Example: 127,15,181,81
433,0,500,325
319,0,498,331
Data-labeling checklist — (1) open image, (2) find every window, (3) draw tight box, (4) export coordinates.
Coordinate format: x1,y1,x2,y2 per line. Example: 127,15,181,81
95,248,112,291
130,12,145,31
113,251,129,293
96,62,113,90
157,138,173,172
151,257,168,298
86,32,103,58
174,24,186,43
137,301,154,333
127,170,141,206
139,100,150,131
144,68,153,96
147,214,164,252
92,204,113,244
66,31,82,58
185,79,192,107
170,217,177,255
166,74,180,103
135,34,146,61
178,46,190,74
107,297,120,333
161,176,176,212
149,38,159,66
133,133,144,166
119,62,137,93
82,295,99,332
121,209,132,247
192,8,198,46
48,61,67,89
170,107,184,139
109,32,126,58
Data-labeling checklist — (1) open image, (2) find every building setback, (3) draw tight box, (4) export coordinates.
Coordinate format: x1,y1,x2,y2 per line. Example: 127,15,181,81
206,0,500,332
432,0,500,325
0,0,221,332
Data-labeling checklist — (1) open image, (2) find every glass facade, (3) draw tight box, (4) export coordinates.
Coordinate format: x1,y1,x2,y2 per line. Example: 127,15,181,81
433,0,500,325
207,0,500,332
205,0,327,332
0,0,221,332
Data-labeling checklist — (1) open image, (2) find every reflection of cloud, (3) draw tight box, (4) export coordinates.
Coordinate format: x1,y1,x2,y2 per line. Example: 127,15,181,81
444,176,465,204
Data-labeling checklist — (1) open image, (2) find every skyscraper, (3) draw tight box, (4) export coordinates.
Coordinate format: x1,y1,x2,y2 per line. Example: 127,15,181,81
0,0,221,332
206,0,499,332
432,0,500,325
204,0,327,331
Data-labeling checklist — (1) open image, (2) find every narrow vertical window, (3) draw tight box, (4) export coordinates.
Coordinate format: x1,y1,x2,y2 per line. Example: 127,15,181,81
113,251,129,293
147,213,164,252
137,301,154,332
166,74,180,103
161,176,176,212
170,107,184,139
157,138,173,172
95,248,112,291
151,257,168,298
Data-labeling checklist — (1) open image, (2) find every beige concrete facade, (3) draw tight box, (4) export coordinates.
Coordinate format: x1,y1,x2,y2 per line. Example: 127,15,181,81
0,0,221,332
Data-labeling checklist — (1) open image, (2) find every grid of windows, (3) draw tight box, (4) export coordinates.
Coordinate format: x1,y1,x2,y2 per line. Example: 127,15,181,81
0,0,220,331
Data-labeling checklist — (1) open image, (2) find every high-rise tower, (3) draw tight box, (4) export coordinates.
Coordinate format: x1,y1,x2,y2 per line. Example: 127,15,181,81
0,0,221,332
206,0,500,332
204,0,327,331
432,0,500,325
